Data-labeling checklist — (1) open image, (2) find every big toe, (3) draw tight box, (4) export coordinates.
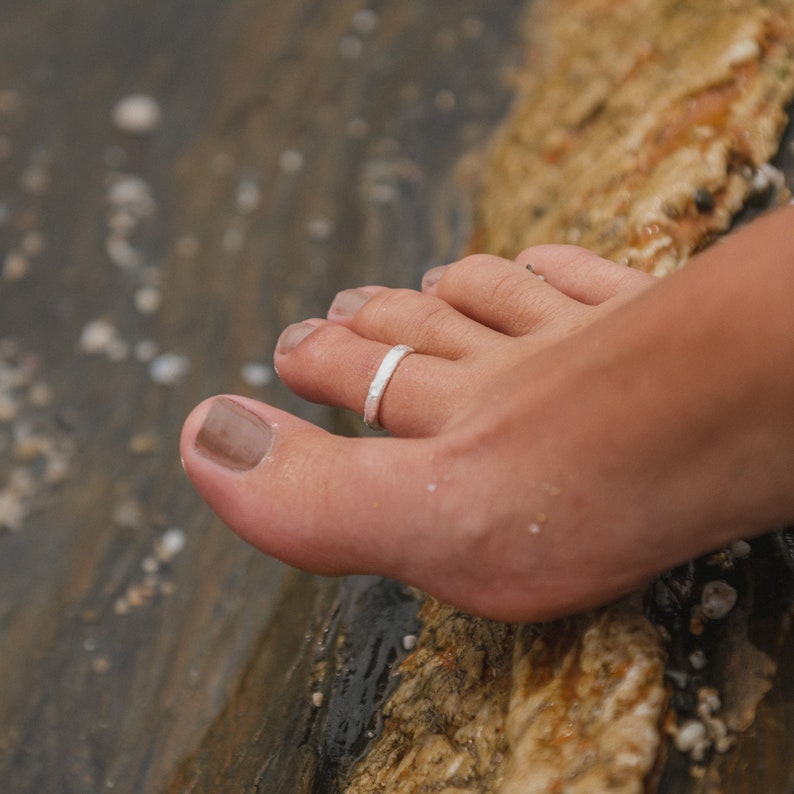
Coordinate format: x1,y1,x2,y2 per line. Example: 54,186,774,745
180,395,444,578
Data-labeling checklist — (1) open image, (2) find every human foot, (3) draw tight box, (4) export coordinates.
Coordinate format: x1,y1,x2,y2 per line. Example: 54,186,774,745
181,213,794,621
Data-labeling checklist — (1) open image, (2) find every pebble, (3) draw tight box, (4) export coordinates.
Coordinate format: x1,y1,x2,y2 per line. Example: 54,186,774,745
279,149,305,175
673,718,708,753
106,175,156,216
128,432,160,455
2,250,30,282
240,362,274,388
306,216,335,242
157,528,187,561
688,649,708,671
134,285,162,314
311,691,324,708
148,352,190,385
79,319,118,355
401,634,418,651
235,179,261,214
111,94,163,134
700,580,738,620
92,656,112,674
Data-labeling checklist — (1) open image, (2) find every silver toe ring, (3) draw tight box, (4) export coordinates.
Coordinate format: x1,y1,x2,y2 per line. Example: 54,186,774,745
363,344,415,430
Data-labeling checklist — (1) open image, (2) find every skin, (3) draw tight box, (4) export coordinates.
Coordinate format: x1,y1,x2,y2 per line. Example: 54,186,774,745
181,206,794,622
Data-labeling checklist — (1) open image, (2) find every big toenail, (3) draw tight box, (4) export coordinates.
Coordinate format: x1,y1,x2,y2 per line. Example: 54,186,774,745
329,288,371,316
195,398,274,471
276,322,317,354
421,265,447,290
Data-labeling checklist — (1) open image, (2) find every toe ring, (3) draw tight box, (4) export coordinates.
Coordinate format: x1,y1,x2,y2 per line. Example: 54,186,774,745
364,344,415,430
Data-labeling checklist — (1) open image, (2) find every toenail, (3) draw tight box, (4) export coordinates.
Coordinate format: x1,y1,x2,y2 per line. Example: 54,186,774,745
421,265,447,290
276,322,317,354
329,288,371,317
195,397,274,471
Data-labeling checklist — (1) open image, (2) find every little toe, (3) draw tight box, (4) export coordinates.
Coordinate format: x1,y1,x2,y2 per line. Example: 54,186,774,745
327,286,504,359
516,244,657,304
275,319,461,436
424,253,579,336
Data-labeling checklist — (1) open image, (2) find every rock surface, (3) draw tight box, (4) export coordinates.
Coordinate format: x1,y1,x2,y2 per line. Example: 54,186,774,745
342,1,794,791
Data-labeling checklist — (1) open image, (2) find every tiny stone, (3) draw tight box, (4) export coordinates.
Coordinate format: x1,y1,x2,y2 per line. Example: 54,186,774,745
111,94,163,134
106,175,155,216
311,691,324,708
730,540,751,559
279,149,305,175
112,497,144,529
673,719,708,753
235,179,261,213
28,382,53,407
141,555,160,574
92,656,112,674
79,319,117,354
697,686,722,718
149,352,190,385
688,649,708,670
401,634,418,651
3,250,30,282
21,231,46,256
20,164,49,194
240,362,274,388
306,216,335,242
106,236,144,269
128,433,160,455
134,285,162,314
700,580,738,620
157,527,187,560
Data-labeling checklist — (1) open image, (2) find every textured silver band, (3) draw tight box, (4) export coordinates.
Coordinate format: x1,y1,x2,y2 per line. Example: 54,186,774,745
363,344,415,430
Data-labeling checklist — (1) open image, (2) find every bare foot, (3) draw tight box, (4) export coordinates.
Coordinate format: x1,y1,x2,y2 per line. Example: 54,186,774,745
181,211,794,621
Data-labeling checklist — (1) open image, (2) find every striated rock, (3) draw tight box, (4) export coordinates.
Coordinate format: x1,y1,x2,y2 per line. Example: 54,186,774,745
475,0,794,274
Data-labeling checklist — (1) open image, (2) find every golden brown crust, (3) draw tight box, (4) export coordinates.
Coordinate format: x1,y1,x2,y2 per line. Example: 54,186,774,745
475,0,794,274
